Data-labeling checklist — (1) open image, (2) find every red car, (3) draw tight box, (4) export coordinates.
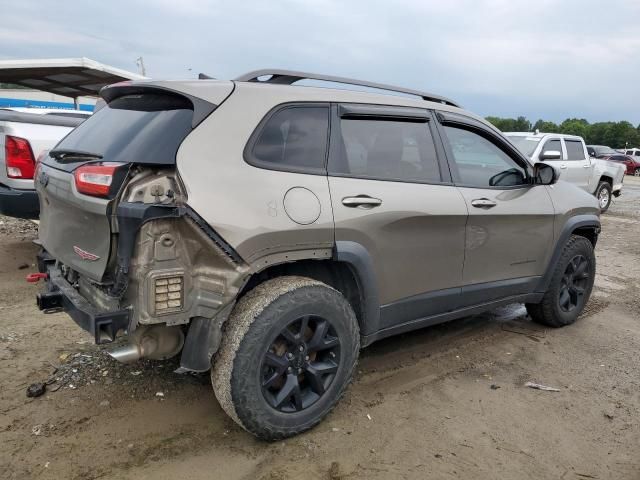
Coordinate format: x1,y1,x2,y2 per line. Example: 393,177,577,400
603,154,640,176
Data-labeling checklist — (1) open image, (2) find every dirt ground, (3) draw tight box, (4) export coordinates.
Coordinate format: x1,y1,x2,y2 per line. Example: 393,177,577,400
1,179,639,480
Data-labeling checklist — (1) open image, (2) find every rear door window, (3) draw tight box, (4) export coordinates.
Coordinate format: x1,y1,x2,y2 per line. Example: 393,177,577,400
247,105,330,174
565,140,586,160
331,116,441,183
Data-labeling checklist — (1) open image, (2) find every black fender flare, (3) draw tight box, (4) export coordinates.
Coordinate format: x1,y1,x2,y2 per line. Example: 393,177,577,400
333,241,381,337
536,214,601,292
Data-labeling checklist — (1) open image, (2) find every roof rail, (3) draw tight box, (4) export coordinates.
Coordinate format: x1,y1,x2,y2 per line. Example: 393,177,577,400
234,69,460,107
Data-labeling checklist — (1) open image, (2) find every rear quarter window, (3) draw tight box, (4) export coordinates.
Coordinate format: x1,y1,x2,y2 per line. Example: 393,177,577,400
246,105,330,174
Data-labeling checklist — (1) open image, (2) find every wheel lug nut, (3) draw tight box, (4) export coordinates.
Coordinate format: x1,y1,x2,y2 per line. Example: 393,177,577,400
287,367,292,373
298,368,302,374
286,353,293,359
299,345,304,352
305,355,309,361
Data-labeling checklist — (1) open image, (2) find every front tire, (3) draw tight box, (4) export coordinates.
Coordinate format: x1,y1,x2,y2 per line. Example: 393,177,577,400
595,181,612,212
526,235,595,327
211,276,359,440
634,168,640,177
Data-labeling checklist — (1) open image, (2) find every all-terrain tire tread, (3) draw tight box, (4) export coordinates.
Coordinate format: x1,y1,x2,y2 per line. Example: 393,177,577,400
211,276,359,440
526,235,595,327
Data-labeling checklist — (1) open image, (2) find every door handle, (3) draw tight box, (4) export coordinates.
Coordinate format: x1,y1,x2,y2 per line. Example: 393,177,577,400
582,164,590,168
471,198,497,209
342,195,382,209
560,164,568,169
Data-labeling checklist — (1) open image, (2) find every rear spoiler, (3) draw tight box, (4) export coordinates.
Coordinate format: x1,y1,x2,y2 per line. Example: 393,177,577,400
0,110,85,128
99,84,217,128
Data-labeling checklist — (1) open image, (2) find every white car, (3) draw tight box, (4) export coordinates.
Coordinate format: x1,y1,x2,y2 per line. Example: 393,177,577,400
505,132,625,212
0,57,146,219
0,108,89,218
624,148,640,159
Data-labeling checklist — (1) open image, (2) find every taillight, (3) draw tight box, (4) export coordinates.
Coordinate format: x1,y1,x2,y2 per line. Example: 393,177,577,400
74,162,125,197
5,135,36,179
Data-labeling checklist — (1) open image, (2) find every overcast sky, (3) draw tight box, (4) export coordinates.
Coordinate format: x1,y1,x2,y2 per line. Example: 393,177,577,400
2,0,639,124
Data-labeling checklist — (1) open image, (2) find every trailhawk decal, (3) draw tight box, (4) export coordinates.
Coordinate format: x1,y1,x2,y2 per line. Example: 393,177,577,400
73,246,100,261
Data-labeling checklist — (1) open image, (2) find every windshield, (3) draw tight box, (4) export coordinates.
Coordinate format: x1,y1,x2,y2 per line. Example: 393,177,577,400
505,136,541,157
593,146,617,156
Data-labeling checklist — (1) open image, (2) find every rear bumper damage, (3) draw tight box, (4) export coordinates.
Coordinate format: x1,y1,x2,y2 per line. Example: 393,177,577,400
34,201,250,371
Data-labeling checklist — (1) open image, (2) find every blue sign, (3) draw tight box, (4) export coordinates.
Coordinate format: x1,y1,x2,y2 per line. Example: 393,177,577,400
0,97,94,112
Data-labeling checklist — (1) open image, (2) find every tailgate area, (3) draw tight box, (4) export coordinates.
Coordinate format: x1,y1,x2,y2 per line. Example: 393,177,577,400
36,162,113,281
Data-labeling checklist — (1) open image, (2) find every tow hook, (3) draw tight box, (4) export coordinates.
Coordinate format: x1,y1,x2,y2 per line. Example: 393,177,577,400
26,273,48,283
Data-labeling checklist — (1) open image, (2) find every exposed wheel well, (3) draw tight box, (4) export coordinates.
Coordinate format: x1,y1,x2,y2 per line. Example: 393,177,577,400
572,226,599,246
598,175,613,186
238,260,365,330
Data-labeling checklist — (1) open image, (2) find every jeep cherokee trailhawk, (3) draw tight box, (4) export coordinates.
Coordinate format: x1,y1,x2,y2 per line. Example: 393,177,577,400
33,70,601,439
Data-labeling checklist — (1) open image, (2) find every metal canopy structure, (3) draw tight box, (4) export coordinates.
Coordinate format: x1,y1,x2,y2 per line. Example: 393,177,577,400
0,57,147,103
235,69,460,107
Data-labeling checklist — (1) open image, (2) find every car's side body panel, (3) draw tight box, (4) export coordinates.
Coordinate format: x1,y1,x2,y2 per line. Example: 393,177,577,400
176,86,336,268
454,185,555,284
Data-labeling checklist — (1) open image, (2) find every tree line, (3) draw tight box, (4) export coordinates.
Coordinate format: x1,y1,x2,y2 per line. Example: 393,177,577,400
486,116,640,149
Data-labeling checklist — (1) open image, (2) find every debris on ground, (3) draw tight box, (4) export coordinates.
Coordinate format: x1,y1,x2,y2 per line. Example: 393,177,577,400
328,461,342,480
490,384,501,390
155,391,165,397
26,382,46,398
524,381,561,392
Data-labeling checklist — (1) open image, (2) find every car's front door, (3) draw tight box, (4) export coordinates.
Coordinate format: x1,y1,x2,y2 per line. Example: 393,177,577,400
563,138,592,192
436,115,555,307
327,104,468,333
539,137,566,179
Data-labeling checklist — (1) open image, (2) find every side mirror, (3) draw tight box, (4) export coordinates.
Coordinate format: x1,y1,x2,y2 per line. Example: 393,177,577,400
533,162,558,185
539,150,561,161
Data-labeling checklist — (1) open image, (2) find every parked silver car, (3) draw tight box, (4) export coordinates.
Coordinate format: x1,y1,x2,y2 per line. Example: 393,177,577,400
33,70,601,439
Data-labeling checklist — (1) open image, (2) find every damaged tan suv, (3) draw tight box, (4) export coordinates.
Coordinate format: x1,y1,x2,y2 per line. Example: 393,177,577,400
33,70,601,439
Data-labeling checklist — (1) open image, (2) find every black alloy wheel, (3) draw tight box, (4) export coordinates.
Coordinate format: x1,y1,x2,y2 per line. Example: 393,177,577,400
261,315,340,413
558,255,590,312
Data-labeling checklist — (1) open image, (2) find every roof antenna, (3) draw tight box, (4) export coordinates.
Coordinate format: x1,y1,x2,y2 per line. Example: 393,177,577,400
198,73,215,80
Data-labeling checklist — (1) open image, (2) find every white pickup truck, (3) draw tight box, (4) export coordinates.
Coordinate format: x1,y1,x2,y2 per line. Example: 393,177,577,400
0,107,89,218
505,132,625,212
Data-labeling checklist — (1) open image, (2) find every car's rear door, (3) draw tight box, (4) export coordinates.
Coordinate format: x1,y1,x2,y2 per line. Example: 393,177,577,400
327,104,467,333
435,113,555,306
563,138,592,191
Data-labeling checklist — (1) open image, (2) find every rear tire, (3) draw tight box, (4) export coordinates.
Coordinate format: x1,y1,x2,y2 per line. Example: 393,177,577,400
634,168,640,177
526,235,595,328
595,181,612,212
211,276,359,440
